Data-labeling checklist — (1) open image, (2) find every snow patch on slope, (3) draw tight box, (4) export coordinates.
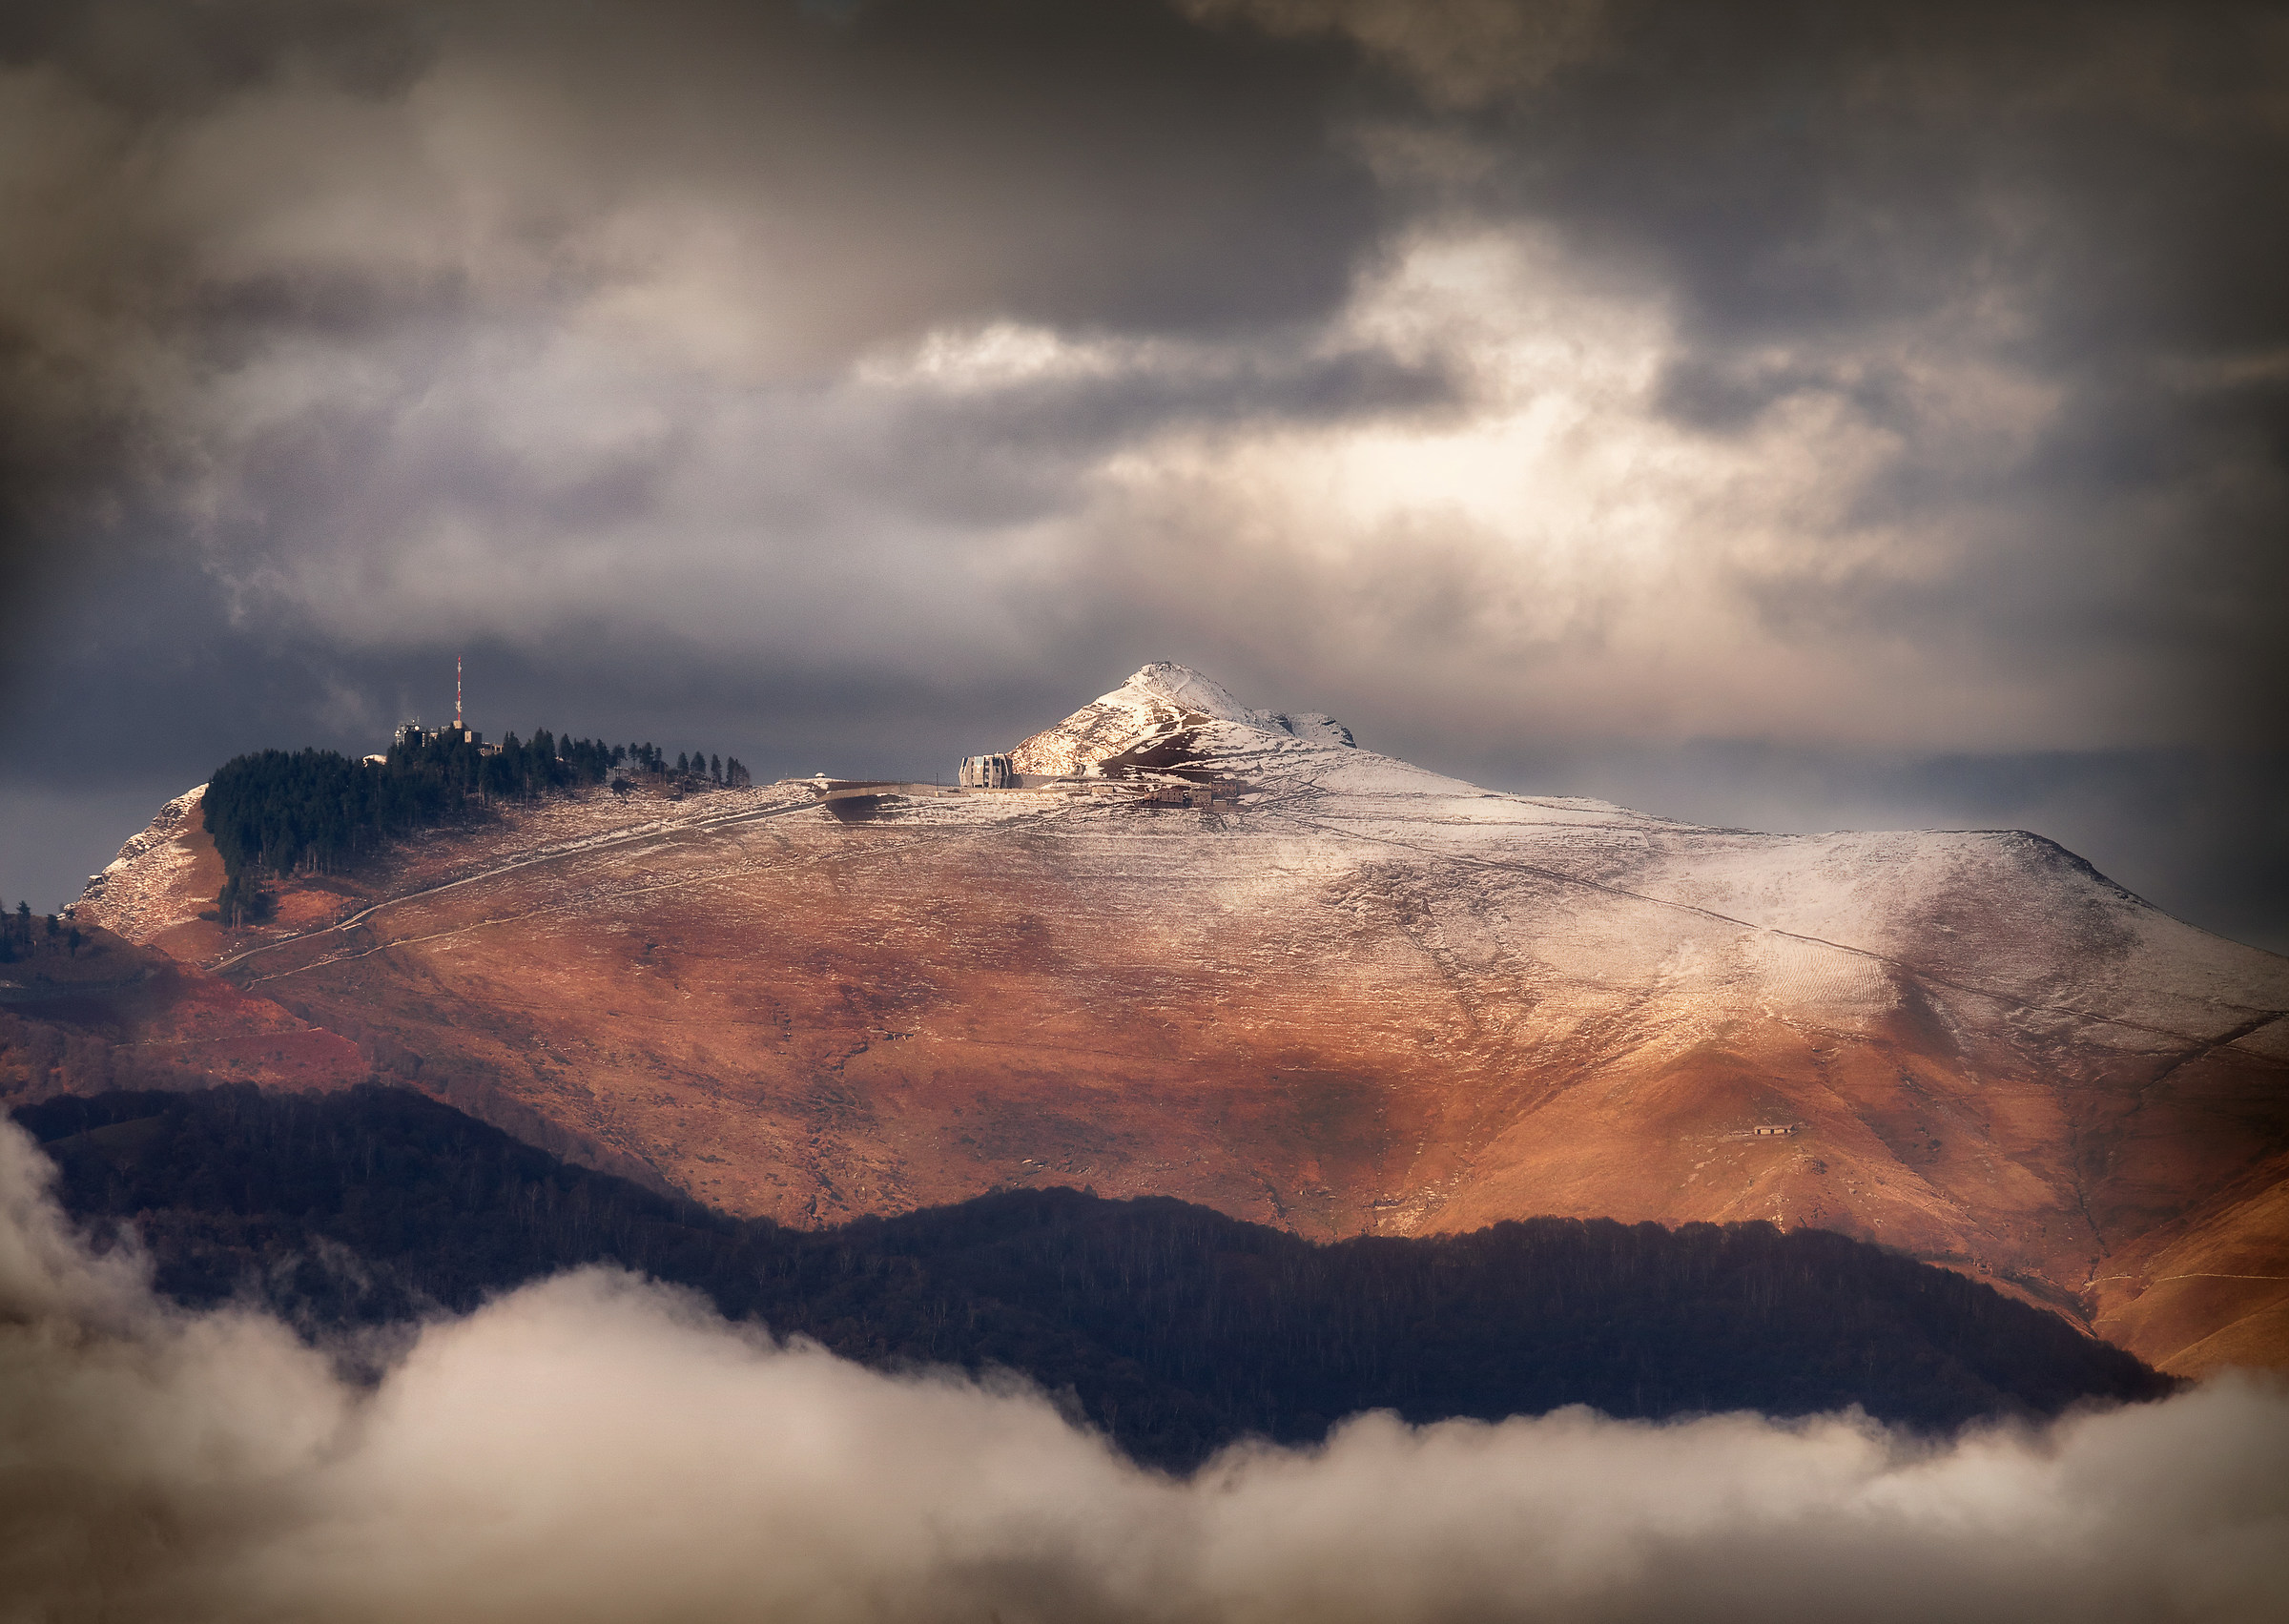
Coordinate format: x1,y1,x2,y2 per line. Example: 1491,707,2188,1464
1006,664,2287,1036
1264,711,1354,747
101,785,205,872
77,785,209,943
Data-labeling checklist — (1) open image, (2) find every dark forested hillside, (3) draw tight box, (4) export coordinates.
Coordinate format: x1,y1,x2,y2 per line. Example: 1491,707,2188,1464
201,730,752,921
18,1086,2173,1468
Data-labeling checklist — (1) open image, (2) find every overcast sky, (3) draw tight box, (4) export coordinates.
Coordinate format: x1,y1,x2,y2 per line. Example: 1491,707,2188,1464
2,0,2283,947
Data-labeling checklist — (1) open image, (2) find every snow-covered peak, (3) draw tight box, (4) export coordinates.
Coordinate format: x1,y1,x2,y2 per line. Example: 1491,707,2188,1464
1010,663,1360,778
1118,662,1257,724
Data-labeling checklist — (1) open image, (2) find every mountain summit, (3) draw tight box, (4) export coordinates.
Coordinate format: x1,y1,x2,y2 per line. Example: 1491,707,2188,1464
47,666,2289,1376
1009,662,1358,778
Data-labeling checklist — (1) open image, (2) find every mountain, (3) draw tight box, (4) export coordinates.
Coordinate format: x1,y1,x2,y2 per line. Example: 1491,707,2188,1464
1007,662,1357,775
49,664,2289,1374
15,1084,2172,1467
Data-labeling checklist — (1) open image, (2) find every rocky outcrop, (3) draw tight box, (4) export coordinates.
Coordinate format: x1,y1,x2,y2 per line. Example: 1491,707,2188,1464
77,785,214,945
1008,662,1356,776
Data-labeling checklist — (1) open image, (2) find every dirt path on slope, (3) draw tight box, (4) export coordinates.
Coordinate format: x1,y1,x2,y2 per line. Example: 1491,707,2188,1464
209,795,818,976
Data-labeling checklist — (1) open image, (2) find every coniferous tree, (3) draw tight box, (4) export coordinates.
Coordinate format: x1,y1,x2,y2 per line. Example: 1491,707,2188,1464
711,753,722,782
202,723,702,917
15,1086,2177,1471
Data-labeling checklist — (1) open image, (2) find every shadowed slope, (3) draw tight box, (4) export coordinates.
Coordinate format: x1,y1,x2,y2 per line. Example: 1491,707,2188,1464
17,1085,2172,1469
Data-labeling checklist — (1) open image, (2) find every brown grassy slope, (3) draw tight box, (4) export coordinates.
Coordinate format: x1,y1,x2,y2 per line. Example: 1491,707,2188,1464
74,775,2289,1375
0,920,368,1105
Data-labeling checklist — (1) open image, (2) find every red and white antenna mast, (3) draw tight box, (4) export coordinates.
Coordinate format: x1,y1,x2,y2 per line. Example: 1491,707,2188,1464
455,655,464,733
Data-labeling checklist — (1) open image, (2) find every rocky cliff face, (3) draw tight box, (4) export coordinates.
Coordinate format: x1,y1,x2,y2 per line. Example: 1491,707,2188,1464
68,664,2289,1373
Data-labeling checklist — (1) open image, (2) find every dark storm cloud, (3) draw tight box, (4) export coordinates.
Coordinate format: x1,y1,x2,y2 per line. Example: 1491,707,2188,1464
1442,0,2289,739
1414,0,2289,343
6,1120,2289,1623
0,0,1392,644
2,0,2285,942
1202,0,2289,739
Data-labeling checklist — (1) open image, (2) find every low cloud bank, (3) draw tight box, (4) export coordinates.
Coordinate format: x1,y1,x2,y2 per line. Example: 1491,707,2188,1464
3,1120,2284,1623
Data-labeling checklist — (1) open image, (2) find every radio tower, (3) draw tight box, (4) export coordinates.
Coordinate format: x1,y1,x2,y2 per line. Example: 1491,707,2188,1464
455,655,464,734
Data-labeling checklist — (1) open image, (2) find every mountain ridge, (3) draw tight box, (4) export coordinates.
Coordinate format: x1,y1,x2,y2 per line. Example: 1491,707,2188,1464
44,663,2289,1375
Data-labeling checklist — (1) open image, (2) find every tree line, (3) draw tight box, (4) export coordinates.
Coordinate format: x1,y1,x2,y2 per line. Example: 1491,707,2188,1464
18,1085,2173,1469
204,727,755,923
0,902,81,964
620,742,753,788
